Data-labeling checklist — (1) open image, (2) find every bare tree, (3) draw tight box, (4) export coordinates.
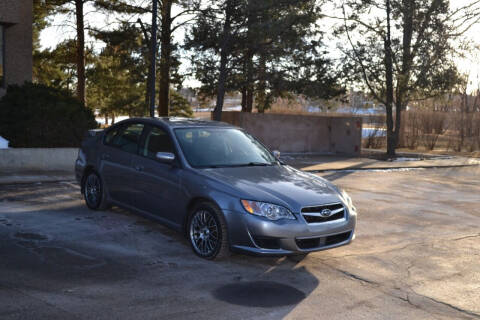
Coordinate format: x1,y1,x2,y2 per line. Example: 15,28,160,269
337,0,480,156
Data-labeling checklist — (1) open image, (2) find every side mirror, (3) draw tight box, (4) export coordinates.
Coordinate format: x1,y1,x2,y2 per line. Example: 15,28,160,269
156,152,175,164
272,150,281,159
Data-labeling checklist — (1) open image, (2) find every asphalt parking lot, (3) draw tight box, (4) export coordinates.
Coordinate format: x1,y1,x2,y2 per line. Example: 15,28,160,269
1,166,479,319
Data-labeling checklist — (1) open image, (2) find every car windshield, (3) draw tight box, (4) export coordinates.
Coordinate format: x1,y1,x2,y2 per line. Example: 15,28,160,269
174,128,277,168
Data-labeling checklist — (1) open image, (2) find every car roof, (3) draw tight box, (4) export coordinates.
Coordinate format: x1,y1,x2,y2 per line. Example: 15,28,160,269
114,117,237,129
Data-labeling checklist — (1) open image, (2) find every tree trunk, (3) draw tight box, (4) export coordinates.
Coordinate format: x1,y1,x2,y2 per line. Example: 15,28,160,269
213,0,234,121
138,19,151,108
394,0,414,150
246,85,254,112
384,0,395,157
241,53,247,112
75,0,86,106
241,86,247,111
256,52,267,113
244,0,256,113
245,50,254,112
158,0,172,117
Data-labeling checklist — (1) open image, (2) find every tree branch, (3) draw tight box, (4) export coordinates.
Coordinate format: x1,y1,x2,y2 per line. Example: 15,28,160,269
342,5,386,105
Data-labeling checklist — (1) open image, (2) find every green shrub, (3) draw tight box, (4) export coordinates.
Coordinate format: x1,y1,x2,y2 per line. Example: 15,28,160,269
0,83,98,147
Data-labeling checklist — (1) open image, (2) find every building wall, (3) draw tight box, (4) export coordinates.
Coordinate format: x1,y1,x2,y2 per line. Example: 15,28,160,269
218,112,363,155
0,0,33,97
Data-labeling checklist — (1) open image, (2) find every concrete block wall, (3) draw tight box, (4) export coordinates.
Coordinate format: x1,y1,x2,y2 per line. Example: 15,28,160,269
0,148,78,172
218,112,362,155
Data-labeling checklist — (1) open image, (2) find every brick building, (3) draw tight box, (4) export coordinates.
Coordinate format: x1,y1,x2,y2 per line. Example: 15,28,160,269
0,0,33,97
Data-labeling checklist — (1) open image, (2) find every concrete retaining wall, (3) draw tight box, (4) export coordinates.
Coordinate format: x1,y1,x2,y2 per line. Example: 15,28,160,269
0,113,362,172
218,112,362,155
0,148,78,171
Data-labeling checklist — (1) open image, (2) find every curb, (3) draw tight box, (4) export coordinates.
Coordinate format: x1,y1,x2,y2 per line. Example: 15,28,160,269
0,176,76,185
303,163,480,173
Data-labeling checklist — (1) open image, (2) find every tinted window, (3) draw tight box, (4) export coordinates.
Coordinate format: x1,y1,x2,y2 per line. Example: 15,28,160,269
106,123,144,154
141,127,174,159
174,128,276,168
104,126,123,146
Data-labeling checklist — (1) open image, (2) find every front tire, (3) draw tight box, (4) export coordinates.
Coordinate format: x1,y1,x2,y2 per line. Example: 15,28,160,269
188,202,229,260
83,171,109,210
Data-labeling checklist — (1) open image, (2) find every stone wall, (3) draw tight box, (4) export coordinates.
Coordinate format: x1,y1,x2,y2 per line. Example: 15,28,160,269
218,112,362,155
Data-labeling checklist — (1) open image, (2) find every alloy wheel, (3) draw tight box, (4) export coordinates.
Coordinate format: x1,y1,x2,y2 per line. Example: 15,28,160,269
85,173,101,208
189,210,220,257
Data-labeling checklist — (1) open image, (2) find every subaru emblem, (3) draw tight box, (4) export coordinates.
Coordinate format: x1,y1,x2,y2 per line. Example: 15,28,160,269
320,209,332,217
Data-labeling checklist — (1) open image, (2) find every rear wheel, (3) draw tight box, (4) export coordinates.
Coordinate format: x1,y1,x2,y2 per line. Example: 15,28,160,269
188,202,229,260
83,171,109,210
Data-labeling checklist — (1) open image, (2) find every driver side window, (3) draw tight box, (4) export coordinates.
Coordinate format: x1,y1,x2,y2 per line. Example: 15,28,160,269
141,126,175,160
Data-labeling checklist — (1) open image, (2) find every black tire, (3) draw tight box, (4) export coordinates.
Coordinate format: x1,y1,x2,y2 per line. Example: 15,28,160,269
83,171,110,211
188,201,230,260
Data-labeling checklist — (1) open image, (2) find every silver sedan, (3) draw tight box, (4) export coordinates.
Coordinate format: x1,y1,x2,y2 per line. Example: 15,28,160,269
76,117,357,259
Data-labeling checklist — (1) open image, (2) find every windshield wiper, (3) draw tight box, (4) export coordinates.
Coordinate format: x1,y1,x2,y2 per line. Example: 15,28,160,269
199,162,273,169
244,162,273,166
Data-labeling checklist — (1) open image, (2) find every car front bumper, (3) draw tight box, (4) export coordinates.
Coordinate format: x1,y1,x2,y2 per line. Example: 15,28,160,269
224,208,356,255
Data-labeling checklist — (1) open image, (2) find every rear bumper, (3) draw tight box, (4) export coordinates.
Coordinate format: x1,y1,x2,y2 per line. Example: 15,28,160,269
224,208,357,255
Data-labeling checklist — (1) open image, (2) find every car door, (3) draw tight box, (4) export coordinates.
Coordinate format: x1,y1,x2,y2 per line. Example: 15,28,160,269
131,125,186,227
100,122,145,207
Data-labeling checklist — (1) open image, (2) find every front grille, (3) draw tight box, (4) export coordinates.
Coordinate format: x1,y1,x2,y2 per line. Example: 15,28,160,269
325,232,351,246
296,231,351,249
301,203,345,223
295,238,320,249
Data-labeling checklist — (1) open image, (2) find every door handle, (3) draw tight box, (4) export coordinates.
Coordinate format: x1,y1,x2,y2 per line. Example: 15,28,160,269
101,153,111,160
134,165,144,172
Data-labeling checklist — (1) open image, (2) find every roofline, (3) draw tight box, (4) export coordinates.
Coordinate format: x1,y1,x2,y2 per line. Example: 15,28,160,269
111,117,238,129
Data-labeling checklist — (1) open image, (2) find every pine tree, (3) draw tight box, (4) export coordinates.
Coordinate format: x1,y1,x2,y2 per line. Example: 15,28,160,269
185,0,343,118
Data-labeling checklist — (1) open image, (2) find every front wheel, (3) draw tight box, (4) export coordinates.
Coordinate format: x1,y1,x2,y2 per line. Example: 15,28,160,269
188,202,229,260
83,171,109,210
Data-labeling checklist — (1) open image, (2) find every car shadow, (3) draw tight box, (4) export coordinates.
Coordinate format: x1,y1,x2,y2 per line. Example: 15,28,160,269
317,159,374,182
0,198,320,319
94,206,321,314
212,280,306,307
210,253,316,309
108,205,320,313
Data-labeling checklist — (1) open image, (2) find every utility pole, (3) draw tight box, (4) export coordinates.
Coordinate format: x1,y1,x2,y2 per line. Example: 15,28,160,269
149,0,158,117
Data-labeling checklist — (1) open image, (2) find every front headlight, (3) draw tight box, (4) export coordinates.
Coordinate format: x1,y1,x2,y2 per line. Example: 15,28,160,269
241,200,296,220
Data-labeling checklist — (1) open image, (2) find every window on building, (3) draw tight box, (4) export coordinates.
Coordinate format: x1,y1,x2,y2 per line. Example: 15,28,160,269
0,25,4,87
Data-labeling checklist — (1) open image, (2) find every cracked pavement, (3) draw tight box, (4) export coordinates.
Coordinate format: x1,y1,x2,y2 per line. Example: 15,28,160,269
0,166,479,319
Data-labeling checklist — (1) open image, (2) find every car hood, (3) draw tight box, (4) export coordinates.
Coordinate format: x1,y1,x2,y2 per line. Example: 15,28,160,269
200,165,343,212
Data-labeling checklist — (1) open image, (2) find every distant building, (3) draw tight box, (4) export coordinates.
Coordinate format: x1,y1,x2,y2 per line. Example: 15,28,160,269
0,0,33,98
